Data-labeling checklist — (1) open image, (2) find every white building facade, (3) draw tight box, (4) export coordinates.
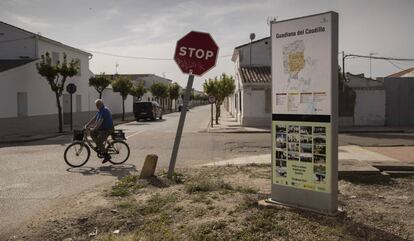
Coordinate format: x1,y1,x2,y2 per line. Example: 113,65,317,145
0,21,133,136
228,37,272,128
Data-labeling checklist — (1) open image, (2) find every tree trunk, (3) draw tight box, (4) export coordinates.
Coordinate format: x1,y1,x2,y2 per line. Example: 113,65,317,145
215,103,219,124
99,91,102,99
55,92,63,133
175,99,177,111
122,98,125,121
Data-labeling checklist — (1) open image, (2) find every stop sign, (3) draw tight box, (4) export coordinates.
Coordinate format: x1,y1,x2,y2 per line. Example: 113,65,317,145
174,31,219,76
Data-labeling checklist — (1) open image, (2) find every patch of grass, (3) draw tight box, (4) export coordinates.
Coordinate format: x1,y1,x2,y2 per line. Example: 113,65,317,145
194,207,207,217
139,193,177,215
185,177,234,194
117,199,140,214
191,193,213,205
189,220,228,241
111,175,143,197
234,186,258,194
159,170,185,184
97,213,178,241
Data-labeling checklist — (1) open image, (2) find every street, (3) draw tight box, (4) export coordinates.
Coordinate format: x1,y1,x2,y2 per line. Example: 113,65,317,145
0,105,270,236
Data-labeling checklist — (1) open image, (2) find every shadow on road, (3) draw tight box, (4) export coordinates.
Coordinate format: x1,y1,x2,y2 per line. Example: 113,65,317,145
66,164,137,180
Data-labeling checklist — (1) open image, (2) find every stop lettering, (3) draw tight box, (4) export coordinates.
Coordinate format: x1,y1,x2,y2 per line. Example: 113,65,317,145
179,47,215,60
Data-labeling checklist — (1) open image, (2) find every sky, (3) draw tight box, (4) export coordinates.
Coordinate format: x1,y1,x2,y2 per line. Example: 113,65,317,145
1,0,414,90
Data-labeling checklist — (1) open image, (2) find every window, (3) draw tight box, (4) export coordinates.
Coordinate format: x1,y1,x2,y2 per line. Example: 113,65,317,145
17,92,28,117
52,52,59,65
76,95,82,112
148,97,150,101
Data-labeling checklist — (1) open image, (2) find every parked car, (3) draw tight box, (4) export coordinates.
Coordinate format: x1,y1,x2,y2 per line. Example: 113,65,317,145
133,101,162,121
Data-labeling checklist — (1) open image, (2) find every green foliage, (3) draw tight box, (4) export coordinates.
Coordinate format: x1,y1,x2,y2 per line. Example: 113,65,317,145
36,52,79,95
89,73,111,98
203,77,219,97
150,82,169,99
36,52,79,132
112,76,133,100
217,73,236,104
111,175,143,197
168,83,180,101
185,177,234,194
130,83,147,99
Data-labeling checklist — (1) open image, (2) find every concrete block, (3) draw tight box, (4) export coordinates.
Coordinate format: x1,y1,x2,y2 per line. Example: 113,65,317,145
140,154,158,179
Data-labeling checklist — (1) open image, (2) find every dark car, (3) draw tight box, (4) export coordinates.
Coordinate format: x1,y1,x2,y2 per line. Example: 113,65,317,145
133,101,162,121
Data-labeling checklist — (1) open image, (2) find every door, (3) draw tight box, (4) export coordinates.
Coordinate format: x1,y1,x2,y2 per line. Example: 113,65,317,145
17,92,28,117
63,94,71,125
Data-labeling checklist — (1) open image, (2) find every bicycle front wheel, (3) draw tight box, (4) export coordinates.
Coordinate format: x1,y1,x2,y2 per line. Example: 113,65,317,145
108,140,130,165
64,142,90,167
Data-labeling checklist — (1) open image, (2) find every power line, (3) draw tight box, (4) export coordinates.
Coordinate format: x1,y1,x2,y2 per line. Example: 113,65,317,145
386,59,405,70
87,50,233,60
344,54,414,62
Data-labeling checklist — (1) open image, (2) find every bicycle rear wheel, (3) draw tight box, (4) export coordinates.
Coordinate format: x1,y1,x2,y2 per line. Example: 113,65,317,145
107,140,130,165
64,142,90,167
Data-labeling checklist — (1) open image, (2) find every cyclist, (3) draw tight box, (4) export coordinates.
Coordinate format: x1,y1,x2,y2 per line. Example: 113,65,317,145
84,99,114,163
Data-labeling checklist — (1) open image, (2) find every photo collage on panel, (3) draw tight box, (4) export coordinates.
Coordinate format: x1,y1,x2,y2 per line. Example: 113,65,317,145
313,126,327,184
275,125,287,177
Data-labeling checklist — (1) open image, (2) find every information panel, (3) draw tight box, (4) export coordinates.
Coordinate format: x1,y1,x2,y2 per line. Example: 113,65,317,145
270,11,338,215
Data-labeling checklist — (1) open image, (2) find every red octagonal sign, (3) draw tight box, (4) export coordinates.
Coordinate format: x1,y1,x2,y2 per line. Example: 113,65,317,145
174,31,219,76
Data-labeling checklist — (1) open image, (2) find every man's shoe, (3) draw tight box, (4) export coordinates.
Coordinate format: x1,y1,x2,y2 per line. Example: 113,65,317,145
102,154,111,164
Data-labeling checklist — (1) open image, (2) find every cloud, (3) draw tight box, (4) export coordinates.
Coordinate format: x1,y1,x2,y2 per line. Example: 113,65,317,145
12,15,52,29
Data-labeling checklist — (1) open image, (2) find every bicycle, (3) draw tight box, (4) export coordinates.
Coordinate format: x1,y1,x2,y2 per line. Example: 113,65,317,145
64,128,130,167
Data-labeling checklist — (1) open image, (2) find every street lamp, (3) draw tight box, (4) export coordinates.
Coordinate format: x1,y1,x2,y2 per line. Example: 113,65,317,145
249,33,255,67
369,51,378,78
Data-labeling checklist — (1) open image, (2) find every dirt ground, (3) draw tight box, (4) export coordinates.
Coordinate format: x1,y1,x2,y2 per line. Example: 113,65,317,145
5,164,413,241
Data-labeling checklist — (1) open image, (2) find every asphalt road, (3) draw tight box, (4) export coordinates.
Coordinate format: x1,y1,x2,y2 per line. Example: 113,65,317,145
0,105,270,237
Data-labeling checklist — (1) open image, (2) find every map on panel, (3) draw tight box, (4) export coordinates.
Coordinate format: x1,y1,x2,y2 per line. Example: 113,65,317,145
282,40,317,92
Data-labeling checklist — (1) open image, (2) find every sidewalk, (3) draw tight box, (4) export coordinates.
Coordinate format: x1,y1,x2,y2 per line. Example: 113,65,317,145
0,115,136,144
202,145,414,174
206,110,270,133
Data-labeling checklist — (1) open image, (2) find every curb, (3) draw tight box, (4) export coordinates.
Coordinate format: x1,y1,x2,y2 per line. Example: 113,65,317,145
0,132,69,144
205,121,270,134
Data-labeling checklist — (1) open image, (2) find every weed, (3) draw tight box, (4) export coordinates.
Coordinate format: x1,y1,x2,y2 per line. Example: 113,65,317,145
111,175,143,197
117,199,140,214
234,186,258,194
139,193,177,215
185,177,234,193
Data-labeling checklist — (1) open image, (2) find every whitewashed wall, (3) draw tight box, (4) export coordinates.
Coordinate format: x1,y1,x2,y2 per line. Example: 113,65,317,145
354,89,385,126
238,39,271,67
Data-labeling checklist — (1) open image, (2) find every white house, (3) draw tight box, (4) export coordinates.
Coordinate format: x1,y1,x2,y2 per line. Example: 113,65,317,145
228,37,272,128
0,21,133,136
104,74,174,111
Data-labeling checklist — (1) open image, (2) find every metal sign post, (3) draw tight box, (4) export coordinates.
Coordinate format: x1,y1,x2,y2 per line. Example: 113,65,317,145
208,95,216,128
167,31,219,179
168,74,194,178
66,83,77,131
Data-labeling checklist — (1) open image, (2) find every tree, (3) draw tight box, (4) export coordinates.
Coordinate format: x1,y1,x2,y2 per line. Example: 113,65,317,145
203,74,235,124
130,83,147,101
216,73,236,119
168,83,180,111
36,52,79,133
203,77,220,124
150,82,169,111
112,76,133,121
89,73,111,99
